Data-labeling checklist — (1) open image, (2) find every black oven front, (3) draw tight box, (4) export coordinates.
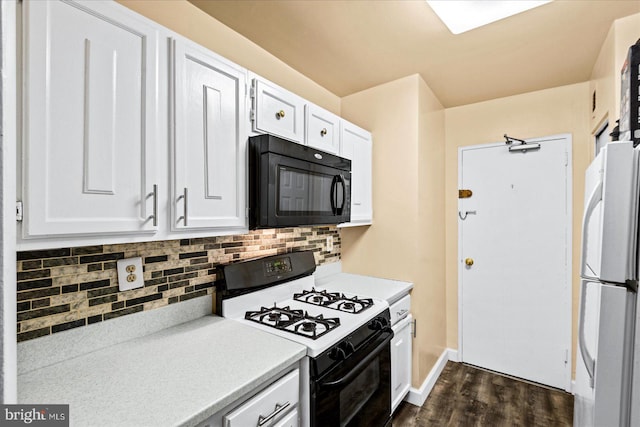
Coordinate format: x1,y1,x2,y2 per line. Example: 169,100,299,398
249,134,351,229
311,310,393,427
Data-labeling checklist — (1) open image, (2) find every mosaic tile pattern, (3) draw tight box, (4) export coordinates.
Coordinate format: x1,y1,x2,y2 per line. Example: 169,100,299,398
16,227,341,342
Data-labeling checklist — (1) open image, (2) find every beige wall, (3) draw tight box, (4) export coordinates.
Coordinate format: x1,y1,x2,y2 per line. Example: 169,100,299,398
444,82,591,375
121,0,639,386
340,74,447,386
117,0,341,115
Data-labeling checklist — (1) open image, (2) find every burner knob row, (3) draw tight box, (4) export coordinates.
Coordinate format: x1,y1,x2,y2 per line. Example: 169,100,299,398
328,341,355,361
369,317,390,331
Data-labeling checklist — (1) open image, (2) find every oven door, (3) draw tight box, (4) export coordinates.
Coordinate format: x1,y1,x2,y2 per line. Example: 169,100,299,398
259,152,351,227
313,329,393,427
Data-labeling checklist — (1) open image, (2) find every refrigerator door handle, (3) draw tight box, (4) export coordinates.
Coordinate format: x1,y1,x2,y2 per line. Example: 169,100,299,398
580,180,603,281
578,279,597,388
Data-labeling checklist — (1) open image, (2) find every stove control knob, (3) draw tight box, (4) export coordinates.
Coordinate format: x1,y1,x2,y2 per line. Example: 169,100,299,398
343,341,355,355
329,346,347,361
370,317,389,331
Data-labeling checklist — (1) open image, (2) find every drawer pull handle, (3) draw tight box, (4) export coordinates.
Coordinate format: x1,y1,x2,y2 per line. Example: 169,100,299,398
397,309,408,317
276,110,286,119
258,401,290,426
320,128,327,137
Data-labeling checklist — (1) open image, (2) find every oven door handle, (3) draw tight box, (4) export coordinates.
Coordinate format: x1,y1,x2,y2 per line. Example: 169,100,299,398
318,329,393,390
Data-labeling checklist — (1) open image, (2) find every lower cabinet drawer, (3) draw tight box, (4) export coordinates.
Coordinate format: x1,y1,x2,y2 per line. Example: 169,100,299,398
224,369,299,427
273,408,299,427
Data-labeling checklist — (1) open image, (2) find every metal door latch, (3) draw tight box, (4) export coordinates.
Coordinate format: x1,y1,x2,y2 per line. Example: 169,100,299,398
458,210,476,220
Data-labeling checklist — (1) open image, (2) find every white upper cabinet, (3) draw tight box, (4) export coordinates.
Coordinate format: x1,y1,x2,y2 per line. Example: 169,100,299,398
305,104,341,155
170,38,247,231
251,78,305,143
22,0,159,238
340,122,373,226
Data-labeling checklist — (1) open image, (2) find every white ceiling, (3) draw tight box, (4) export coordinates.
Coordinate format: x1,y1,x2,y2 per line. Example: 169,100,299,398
190,0,640,108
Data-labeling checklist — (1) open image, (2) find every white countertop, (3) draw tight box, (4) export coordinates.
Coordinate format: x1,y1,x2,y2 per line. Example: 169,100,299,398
315,272,413,304
18,315,306,427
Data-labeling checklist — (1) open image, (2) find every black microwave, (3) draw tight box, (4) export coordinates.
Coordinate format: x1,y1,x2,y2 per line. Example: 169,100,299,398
249,134,351,228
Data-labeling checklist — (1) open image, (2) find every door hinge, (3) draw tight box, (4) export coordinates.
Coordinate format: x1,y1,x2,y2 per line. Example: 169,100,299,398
250,109,255,121
16,201,23,222
564,152,569,166
249,85,256,99
411,318,417,338
564,349,569,364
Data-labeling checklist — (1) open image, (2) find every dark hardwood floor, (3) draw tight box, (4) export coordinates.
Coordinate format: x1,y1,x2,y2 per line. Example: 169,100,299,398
392,362,574,426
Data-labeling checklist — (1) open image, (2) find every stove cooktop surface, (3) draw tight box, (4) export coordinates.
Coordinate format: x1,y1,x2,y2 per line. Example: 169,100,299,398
221,276,389,357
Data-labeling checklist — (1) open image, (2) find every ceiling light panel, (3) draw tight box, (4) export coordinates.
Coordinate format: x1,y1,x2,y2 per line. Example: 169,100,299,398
426,0,551,35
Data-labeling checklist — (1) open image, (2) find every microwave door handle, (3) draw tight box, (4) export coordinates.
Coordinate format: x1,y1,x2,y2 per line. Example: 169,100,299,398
580,180,603,280
330,175,338,215
336,175,346,215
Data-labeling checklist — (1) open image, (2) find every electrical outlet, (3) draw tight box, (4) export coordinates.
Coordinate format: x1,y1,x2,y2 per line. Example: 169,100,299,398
117,257,144,292
326,236,333,252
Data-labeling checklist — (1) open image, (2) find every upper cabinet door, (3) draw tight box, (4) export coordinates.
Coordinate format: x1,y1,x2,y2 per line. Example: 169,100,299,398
305,104,341,155
22,0,159,238
252,78,305,143
340,121,373,225
171,38,247,231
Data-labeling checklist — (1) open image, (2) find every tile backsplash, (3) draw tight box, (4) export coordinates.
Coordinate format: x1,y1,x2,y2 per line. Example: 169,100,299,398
17,226,341,342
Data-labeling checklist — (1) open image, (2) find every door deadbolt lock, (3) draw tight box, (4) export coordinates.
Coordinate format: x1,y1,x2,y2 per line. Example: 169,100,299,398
465,258,474,266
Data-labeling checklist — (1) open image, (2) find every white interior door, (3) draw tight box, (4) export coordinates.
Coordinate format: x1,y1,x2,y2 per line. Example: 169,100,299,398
459,135,572,390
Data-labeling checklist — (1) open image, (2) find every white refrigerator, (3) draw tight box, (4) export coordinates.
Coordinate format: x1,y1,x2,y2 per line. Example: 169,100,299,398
575,141,640,426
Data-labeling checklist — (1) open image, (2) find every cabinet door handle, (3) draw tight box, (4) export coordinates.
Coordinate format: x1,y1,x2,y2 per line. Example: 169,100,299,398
178,187,188,226
257,401,290,426
149,184,158,227
276,110,285,119
320,128,327,137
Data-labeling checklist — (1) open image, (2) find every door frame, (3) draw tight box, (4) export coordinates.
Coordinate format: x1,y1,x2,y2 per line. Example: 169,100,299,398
457,133,573,392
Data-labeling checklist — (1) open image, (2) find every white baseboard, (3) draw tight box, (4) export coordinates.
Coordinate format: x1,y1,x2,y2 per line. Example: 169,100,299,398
404,347,456,407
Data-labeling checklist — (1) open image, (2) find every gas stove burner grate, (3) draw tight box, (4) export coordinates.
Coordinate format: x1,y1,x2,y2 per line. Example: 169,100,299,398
244,305,340,339
293,288,374,314
244,306,304,328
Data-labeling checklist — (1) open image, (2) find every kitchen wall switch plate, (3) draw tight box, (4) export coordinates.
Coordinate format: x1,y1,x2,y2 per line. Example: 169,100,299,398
117,257,144,292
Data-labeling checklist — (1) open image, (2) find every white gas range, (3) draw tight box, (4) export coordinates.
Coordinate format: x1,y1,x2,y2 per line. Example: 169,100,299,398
216,251,393,427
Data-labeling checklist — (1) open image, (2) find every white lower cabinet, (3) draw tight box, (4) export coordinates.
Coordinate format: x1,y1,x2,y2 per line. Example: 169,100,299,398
21,0,160,238
273,408,299,427
170,37,247,231
390,295,412,414
223,368,299,427
340,122,373,226
197,368,300,427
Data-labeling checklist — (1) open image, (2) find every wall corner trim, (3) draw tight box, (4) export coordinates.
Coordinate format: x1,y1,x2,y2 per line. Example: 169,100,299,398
404,347,456,407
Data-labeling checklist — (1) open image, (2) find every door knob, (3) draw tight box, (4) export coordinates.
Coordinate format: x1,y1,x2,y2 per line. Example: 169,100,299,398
465,258,474,266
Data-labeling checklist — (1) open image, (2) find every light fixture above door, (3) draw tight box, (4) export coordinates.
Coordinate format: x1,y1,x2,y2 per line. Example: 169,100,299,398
426,0,551,35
